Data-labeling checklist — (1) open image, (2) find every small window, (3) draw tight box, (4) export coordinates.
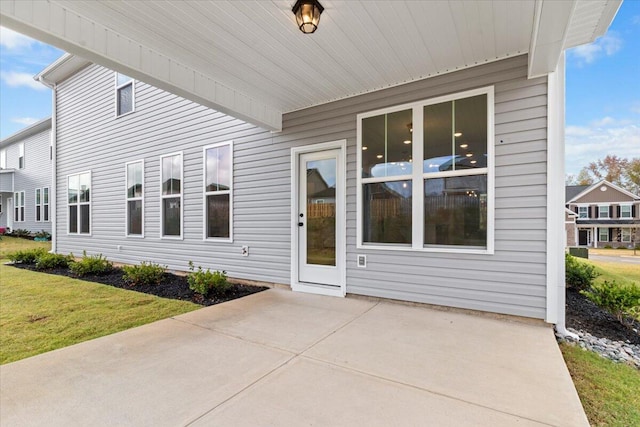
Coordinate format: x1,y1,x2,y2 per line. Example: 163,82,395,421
578,206,588,219
18,143,24,169
204,143,232,240
115,73,134,117
35,188,42,222
598,228,608,242
621,229,631,242
126,161,144,236
68,172,91,234
14,191,24,222
620,205,632,219
598,205,609,219
160,153,182,238
0,149,6,169
43,187,49,221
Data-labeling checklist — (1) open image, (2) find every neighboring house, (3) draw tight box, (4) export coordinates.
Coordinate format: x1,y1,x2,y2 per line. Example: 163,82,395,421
0,118,52,234
566,181,640,248
8,0,618,333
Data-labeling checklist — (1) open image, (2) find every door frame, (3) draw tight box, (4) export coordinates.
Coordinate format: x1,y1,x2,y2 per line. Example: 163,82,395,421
291,140,347,297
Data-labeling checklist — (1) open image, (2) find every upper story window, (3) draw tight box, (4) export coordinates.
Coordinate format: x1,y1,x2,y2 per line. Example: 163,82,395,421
115,73,135,117
126,161,144,237
18,143,24,169
620,205,632,218
357,86,494,253
578,206,588,218
68,172,91,234
598,205,610,219
204,142,232,240
160,153,182,238
0,149,6,169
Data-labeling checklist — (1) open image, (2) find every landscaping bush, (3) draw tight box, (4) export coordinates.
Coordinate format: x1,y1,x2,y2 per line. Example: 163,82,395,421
9,229,31,239
69,251,113,277
582,281,640,326
35,253,73,270
187,261,230,296
122,262,166,286
565,253,599,291
34,230,51,241
7,248,48,264
603,245,613,249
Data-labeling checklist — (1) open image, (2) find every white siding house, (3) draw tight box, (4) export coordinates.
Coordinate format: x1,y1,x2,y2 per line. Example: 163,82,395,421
7,0,620,330
0,118,52,234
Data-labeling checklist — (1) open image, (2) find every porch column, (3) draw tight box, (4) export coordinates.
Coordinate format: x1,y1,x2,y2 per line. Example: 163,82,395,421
594,227,598,248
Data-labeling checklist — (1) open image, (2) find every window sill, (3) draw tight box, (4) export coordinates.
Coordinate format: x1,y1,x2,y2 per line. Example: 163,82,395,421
203,237,233,243
115,109,136,119
126,234,145,239
160,235,183,241
357,243,493,255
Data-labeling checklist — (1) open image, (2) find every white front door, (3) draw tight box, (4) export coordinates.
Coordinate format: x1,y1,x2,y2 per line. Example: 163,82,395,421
6,197,13,231
292,142,346,297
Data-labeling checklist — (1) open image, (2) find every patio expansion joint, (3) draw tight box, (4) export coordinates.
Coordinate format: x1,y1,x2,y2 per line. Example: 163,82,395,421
298,353,559,427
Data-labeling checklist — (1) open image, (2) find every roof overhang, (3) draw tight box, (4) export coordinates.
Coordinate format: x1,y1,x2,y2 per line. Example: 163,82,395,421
568,180,640,203
0,117,51,147
0,0,621,131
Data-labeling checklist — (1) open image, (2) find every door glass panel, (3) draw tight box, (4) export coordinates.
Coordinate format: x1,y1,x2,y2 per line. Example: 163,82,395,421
306,158,336,266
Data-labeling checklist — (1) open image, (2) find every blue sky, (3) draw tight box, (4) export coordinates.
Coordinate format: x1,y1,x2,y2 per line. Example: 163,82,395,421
1,2,638,176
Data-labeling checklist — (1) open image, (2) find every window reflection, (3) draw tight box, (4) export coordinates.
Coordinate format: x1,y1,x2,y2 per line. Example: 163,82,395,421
363,181,412,244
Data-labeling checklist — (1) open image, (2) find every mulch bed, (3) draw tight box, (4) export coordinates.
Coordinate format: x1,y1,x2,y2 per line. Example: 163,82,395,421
566,287,640,345
12,264,268,306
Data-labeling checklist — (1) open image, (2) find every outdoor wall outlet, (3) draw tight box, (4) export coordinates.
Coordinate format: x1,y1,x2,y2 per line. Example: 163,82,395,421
241,246,249,257
357,254,367,268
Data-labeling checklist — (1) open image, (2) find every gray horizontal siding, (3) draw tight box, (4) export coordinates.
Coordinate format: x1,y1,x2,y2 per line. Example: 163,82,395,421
55,54,548,319
1,129,52,233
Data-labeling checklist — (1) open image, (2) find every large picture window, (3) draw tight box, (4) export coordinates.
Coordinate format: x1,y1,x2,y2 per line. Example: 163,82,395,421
126,160,144,236
357,87,494,253
68,172,91,234
203,142,232,240
115,73,134,117
14,191,24,222
160,153,182,238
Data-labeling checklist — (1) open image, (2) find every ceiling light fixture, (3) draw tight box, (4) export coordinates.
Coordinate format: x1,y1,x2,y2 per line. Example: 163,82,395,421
376,154,383,159
292,0,324,34
465,153,473,157
454,132,462,137
459,144,468,149
403,139,412,144
362,146,368,150
470,160,477,164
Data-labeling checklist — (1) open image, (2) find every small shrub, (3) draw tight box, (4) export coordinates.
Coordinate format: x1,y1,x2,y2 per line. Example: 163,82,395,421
34,230,51,241
123,262,167,286
35,253,73,270
69,251,113,277
565,253,599,291
582,281,640,326
603,245,613,249
187,261,230,296
7,248,48,264
9,229,31,239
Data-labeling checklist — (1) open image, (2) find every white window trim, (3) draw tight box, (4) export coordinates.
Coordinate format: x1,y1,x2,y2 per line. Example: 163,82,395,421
0,194,3,214
114,72,135,118
67,171,92,236
18,143,24,169
597,204,610,219
598,228,609,242
43,187,49,222
356,86,495,255
160,152,183,240
125,159,145,238
14,191,25,222
621,228,632,242
0,149,6,169
577,206,588,219
35,188,42,222
202,141,233,242
620,204,632,219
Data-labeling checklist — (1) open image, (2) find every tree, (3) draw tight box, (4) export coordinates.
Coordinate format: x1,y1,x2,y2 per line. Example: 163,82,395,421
568,155,640,195
627,158,640,195
575,168,594,185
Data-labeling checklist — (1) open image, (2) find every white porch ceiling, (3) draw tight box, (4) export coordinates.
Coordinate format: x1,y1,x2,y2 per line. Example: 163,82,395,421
0,0,620,131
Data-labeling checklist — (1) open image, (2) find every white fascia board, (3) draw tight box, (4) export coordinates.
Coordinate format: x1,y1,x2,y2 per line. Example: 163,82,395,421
0,1,282,131
528,0,577,79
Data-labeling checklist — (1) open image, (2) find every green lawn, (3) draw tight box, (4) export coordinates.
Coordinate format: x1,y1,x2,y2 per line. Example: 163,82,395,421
561,343,640,427
0,237,199,364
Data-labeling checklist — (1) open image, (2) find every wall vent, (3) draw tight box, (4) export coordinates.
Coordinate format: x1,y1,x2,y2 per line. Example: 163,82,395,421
357,254,367,268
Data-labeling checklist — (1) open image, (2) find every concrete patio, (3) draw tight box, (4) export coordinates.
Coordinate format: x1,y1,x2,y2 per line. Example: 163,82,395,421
1,288,587,426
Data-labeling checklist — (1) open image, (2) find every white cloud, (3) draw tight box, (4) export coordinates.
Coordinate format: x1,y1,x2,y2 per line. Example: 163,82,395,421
569,32,622,66
0,71,46,90
11,117,40,126
589,116,633,127
566,123,640,175
0,27,35,50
